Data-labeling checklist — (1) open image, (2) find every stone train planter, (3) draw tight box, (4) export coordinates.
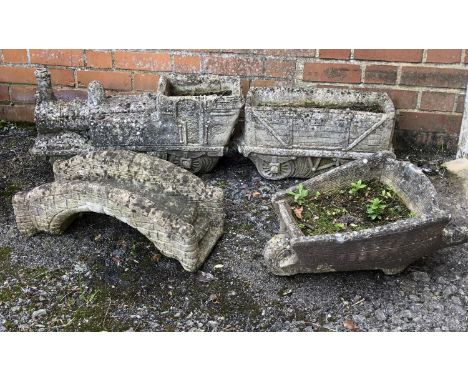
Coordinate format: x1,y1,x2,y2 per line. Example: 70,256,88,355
156,74,244,172
32,68,244,173
238,87,395,179
12,150,224,272
264,153,459,276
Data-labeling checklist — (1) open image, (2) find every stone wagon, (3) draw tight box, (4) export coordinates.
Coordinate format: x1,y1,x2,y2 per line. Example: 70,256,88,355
32,69,244,173
238,87,395,179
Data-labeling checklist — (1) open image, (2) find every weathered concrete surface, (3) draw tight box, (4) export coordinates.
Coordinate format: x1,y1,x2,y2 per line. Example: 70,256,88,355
443,158,468,198
12,150,224,272
239,87,395,179
32,68,244,173
0,122,467,332
456,83,468,159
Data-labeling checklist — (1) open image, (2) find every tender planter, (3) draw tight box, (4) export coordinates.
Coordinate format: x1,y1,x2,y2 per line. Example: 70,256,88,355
264,153,454,276
32,68,244,173
239,87,395,179
156,74,244,172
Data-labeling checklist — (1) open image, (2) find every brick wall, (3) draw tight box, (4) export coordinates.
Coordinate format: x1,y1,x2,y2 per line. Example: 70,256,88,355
1,49,467,151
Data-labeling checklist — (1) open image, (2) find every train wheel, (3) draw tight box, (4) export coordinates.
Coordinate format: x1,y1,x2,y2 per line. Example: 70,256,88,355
167,154,219,173
255,158,295,180
190,156,219,173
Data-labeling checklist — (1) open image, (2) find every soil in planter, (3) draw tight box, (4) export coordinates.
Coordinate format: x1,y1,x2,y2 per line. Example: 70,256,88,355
167,84,233,97
257,101,384,113
288,179,414,237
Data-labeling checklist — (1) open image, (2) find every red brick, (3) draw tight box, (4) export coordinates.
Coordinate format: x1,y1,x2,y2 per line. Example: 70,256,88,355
303,63,361,83
54,88,87,101
9,85,36,104
250,79,277,88
77,70,132,91
395,129,459,151
319,49,351,60
2,49,28,63
133,73,160,91
241,79,250,97
398,111,462,134
426,49,462,64
456,94,466,113
465,51,468,64
355,87,418,109
0,104,35,122
0,84,9,102
354,49,423,63
364,65,398,84
204,56,263,76
173,55,201,74
253,49,316,57
359,88,418,110
0,66,36,84
49,69,75,86
420,92,456,112
114,51,171,71
30,49,84,67
384,89,418,109
400,66,468,89
86,50,113,68
265,59,295,78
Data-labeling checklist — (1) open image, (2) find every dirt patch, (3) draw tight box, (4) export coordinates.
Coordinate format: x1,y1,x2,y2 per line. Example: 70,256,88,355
288,179,413,236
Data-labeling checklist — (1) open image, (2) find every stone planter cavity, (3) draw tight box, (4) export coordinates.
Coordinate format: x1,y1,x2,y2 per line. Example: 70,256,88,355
12,150,224,272
263,152,459,276
32,68,244,173
238,87,395,179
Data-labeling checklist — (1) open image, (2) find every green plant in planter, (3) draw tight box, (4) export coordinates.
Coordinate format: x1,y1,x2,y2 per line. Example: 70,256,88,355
366,198,387,220
349,180,367,195
287,183,309,205
381,188,393,199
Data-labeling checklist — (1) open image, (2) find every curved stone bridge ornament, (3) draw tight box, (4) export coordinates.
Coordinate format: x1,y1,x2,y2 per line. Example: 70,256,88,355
12,151,224,271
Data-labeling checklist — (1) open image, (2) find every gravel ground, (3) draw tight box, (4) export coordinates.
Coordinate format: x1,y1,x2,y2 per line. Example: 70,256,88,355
0,122,467,332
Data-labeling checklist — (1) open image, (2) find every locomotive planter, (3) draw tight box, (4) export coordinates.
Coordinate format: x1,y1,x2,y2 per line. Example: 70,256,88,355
263,153,463,276
32,69,244,173
238,87,396,179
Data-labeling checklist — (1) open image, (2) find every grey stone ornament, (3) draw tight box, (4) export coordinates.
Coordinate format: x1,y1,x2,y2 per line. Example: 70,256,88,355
12,150,224,272
238,87,396,179
32,69,244,174
264,152,467,276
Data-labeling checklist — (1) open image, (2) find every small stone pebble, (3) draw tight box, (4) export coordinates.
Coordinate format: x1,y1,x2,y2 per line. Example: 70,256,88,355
412,271,430,282
32,309,47,320
375,309,387,321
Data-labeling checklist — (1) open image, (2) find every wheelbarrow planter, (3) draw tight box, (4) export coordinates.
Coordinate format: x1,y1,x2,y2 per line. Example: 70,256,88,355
238,87,395,179
264,153,460,276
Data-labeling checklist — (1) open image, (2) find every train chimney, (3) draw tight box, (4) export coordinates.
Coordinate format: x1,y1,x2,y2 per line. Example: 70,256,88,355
35,67,55,103
87,81,105,106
